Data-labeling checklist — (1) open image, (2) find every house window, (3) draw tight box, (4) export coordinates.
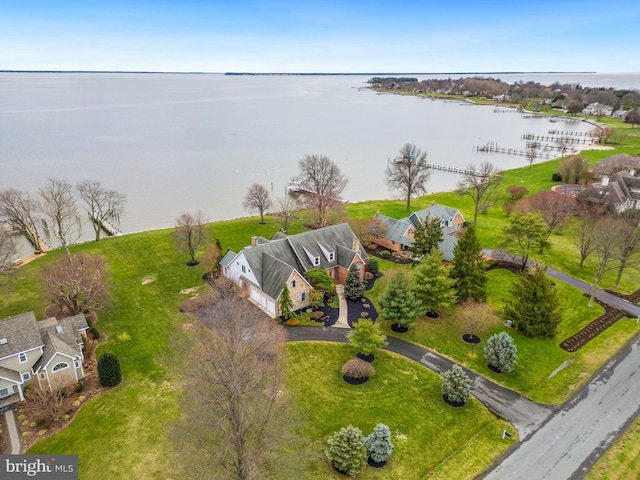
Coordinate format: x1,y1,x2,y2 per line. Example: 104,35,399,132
242,265,246,273
301,292,306,302
391,241,395,245
39,372,46,380
292,280,296,288
22,372,31,382
0,386,14,398
74,359,80,369
329,252,335,261
19,352,27,364
52,362,69,372
314,256,320,266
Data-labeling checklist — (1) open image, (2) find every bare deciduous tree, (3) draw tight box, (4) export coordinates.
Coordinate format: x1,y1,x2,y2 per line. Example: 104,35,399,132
457,161,502,226
0,188,43,253
42,252,109,315
570,208,602,268
557,137,572,157
173,278,295,480
26,376,77,423
0,229,17,272
39,178,81,261
275,196,296,233
201,243,222,278
348,217,389,248
596,125,615,144
296,154,348,228
76,180,126,241
525,142,539,169
524,190,576,237
243,183,272,224
385,143,431,211
589,216,625,306
613,220,640,287
173,211,208,266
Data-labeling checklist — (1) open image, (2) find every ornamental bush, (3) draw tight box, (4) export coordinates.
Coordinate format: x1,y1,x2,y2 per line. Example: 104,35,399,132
344,264,366,301
441,364,472,405
365,423,393,464
367,257,379,276
325,425,368,476
379,250,390,259
97,353,122,387
484,332,518,373
342,358,375,379
346,319,387,356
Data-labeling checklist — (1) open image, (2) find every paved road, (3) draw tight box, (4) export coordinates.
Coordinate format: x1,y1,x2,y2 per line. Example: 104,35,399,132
287,326,553,439
482,334,640,480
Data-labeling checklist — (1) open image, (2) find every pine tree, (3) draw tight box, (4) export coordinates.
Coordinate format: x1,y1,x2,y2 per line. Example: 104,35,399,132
344,264,366,301
410,215,443,258
325,425,368,476
365,423,394,464
279,282,294,320
346,319,387,357
380,272,421,329
412,250,457,316
503,267,560,337
484,332,518,373
441,364,472,405
450,225,487,303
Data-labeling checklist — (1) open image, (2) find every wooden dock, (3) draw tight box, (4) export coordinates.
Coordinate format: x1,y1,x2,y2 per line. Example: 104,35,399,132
425,162,483,176
91,212,123,237
475,143,555,159
522,133,594,145
548,129,596,137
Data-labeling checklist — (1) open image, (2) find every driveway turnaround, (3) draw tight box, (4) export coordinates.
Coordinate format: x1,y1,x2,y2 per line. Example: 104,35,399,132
482,334,640,480
286,326,553,439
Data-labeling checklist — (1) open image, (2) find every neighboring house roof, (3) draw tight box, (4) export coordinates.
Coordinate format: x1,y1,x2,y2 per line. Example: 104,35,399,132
583,170,640,210
0,365,22,383
220,250,238,269
0,312,43,360
593,154,640,177
229,223,366,300
373,204,462,260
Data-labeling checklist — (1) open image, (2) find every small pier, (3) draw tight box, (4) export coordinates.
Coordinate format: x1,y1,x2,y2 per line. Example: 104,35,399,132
91,212,123,237
425,162,483,176
522,133,594,145
548,129,596,138
475,143,555,159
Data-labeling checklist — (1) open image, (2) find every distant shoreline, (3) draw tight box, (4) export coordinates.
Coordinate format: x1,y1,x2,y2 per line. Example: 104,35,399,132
0,70,598,76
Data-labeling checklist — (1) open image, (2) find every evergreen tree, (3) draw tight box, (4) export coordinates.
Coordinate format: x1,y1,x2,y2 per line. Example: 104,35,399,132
279,282,294,320
97,353,122,387
410,215,443,258
502,213,550,270
344,264,366,301
484,332,518,373
367,257,379,276
503,267,560,337
380,272,421,329
346,319,387,357
412,250,457,315
305,268,335,296
441,364,472,405
365,423,394,464
325,425,368,476
450,225,487,303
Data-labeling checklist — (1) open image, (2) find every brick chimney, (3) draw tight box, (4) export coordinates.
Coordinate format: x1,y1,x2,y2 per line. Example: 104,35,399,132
251,236,259,247
352,238,361,256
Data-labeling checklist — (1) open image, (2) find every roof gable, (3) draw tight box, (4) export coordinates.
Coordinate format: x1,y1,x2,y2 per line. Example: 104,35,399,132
0,312,44,360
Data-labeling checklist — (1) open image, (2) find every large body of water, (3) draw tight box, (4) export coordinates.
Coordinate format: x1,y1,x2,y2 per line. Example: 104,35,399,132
1,72,638,246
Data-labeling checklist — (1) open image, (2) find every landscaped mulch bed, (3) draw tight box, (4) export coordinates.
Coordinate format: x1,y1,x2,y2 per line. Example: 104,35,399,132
604,287,640,304
347,297,379,328
365,246,413,265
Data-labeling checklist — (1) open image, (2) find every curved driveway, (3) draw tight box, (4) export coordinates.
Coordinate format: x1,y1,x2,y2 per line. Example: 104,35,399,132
286,326,553,440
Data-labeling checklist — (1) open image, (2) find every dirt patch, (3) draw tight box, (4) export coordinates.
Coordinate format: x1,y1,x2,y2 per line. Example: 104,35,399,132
180,287,199,294
580,145,615,151
142,278,154,285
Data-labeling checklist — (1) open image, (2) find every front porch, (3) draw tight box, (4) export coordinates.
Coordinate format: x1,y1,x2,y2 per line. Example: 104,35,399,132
0,393,21,413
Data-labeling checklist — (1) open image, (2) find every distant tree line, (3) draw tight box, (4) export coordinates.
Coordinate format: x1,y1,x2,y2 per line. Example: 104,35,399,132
369,76,640,113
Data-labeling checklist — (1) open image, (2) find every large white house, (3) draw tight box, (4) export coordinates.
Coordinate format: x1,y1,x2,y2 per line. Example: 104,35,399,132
221,223,367,317
0,312,89,411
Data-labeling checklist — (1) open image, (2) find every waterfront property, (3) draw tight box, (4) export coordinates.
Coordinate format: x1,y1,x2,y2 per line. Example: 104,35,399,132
582,171,640,214
0,312,89,410
371,203,464,260
221,223,368,317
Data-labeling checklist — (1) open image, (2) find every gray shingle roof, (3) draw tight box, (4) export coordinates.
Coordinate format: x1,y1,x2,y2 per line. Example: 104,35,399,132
0,365,21,382
0,312,43,360
220,250,238,268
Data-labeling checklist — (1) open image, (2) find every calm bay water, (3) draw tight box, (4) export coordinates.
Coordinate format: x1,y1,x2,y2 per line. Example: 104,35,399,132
1,72,636,244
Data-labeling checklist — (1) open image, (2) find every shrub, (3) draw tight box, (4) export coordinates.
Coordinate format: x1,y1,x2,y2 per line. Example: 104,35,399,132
90,326,100,341
379,250,390,259
365,423,394,463
325,425,368,476
506,184,528,200
364,271,374,281
285,318,300,327
342,358,375,379
441,365,472,405
551,172,562,182
344,264,366,301
310,289,325,309
346,319,387,356
367,257,379,275
484,332,518,373
97,353,123,387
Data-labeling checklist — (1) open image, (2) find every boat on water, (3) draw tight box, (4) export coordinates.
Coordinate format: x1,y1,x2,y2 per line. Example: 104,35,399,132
286,181,316,195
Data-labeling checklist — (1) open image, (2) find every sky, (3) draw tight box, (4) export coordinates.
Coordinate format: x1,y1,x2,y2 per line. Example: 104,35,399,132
1,0,639,73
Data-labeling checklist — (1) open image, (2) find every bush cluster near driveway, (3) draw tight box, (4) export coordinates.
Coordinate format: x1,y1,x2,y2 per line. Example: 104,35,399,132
285,342,513,479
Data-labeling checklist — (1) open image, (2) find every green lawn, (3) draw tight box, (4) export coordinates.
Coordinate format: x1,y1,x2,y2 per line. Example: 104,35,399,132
585,417,640,480
285,342,514,479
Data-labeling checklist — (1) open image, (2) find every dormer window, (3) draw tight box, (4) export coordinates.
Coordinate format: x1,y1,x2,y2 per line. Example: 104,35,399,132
314,256,320,266
19,352,27,364
329,252,335,262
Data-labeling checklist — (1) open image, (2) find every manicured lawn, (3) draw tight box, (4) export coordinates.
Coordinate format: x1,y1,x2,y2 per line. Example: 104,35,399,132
285,342,514,479
366,266,639,405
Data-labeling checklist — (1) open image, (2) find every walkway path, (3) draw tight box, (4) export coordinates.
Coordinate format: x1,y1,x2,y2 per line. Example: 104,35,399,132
333,285,350,329
3,409,22,454
286,326,553,439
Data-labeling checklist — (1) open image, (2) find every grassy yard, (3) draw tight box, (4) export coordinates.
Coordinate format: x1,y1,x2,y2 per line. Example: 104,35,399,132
585,417,640,480
364,264,639,405
285,342,514,479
